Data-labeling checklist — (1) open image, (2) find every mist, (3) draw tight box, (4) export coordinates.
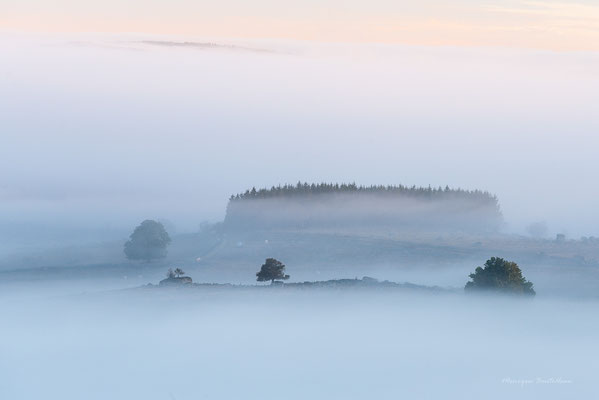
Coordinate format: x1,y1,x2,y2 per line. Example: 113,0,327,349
2,33,599,252
2,30,599,400
1,287,597,400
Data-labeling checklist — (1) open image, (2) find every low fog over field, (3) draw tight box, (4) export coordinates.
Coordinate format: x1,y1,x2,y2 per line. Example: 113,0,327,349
1,288,597,400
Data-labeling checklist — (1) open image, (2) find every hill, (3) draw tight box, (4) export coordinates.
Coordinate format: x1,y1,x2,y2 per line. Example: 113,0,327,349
225,183,502,233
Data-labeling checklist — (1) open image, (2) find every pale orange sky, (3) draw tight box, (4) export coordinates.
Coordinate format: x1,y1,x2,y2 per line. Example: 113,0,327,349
1,0,599,51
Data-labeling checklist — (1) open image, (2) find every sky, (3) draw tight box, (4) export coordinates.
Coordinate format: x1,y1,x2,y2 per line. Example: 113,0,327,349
1,2,599,249
2,0,599,51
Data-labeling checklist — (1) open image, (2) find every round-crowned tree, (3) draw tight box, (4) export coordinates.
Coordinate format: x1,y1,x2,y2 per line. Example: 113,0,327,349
124,220,171,262
465,257,535,295
256,258,290,284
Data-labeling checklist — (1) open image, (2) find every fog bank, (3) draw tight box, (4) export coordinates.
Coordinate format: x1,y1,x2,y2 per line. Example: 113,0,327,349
1,33,599,251
0,287,596,399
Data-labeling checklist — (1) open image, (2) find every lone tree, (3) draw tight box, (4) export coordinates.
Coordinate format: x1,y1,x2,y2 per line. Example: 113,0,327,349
174,268,185,278
465,257,535,295
166,268,175,278
124,220,171,262
256,258,290,284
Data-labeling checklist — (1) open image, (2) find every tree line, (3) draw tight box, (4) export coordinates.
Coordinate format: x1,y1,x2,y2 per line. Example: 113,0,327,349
229,182,499,205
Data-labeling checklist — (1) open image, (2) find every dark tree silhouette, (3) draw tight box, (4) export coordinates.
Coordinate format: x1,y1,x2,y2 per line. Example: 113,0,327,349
174,268,185,277
256,258,290,284
465,257,535,295
228,182,499,205
166,268,175,278
124,220,171,262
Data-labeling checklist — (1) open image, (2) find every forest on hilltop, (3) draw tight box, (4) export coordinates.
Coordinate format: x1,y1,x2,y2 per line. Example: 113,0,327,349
225,182,502,233
229,182,498,203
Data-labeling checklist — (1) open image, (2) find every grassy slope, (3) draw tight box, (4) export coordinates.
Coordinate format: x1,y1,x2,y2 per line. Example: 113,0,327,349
2,227,599,298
